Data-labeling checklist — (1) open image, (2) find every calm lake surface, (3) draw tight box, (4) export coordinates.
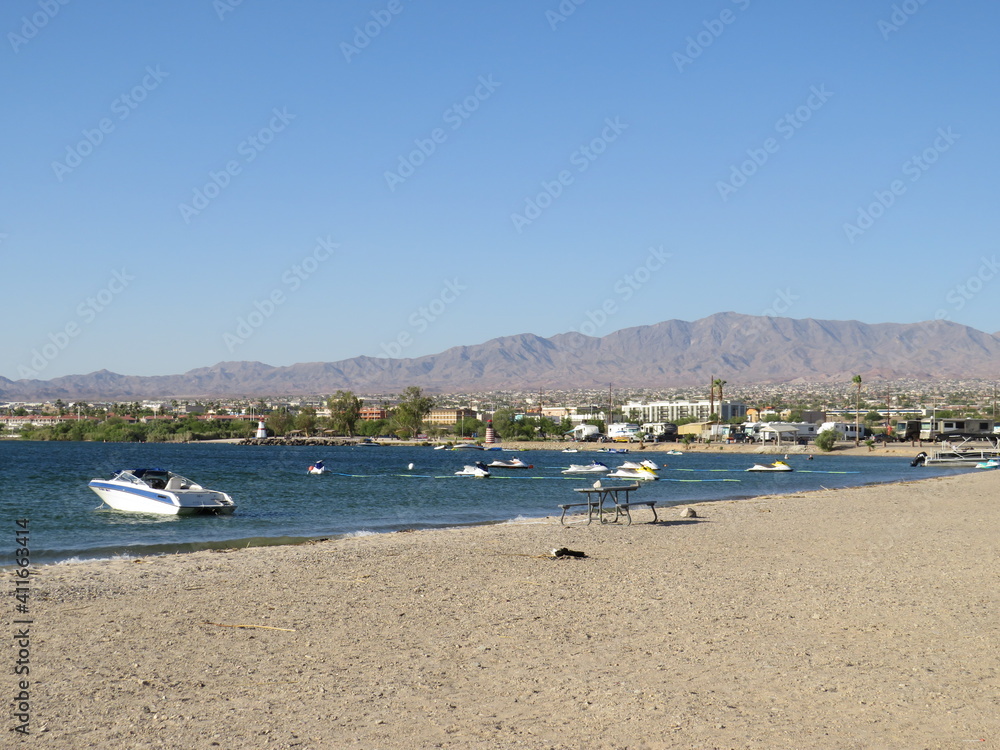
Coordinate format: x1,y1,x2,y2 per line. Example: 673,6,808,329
0,440,959,565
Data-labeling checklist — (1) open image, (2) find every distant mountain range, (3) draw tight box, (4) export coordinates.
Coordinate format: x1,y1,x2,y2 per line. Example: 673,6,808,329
3,313,999,401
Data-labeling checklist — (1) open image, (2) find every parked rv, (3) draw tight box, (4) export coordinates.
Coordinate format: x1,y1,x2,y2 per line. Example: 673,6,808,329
894,420,922,442
916,418,995,442
748,422,820,444
607,423,642,442
567,424,603,442
641,422,679,442
818,422,872,441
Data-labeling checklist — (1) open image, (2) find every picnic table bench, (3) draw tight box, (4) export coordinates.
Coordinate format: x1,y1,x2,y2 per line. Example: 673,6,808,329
558,483,657,526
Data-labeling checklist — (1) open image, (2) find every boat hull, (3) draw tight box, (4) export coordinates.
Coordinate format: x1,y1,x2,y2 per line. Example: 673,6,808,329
746,462,792,472
561,465,609,474
89,481,236,516
606,469,658,480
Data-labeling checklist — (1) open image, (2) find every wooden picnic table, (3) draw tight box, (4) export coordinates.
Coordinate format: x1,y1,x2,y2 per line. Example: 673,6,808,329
558,483,657,525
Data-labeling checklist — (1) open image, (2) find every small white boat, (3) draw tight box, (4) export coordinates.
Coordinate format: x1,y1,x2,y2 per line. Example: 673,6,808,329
606,466,659,480
562,448,579,453
455,462,490,478
433,444,450,450
307,460,327,475
620,459,660,471
452,443,484,451
665,450,683,456
746,461,793,472
561,461,610,474
89,469,237,515
486,458,533,469
976,459,999,469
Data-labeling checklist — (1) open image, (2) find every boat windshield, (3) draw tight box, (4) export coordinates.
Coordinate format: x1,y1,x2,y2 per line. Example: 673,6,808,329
118,469,182,490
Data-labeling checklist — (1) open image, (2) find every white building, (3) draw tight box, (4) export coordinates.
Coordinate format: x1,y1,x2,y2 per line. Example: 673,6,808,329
623,399,747,424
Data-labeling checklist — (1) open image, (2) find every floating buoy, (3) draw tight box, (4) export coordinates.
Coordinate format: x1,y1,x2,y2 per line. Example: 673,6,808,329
407,463,414,470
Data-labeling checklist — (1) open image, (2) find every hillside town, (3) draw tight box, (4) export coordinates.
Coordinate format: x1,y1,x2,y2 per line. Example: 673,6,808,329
4,378,998,445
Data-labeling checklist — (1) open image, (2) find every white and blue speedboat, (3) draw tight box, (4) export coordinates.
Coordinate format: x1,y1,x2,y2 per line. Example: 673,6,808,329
89,469,237,515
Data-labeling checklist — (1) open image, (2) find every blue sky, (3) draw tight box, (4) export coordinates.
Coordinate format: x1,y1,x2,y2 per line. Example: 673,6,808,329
2,0,998,381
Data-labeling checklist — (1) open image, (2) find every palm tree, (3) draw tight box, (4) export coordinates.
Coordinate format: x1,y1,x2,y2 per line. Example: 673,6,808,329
852,375,863,446
714,379,728,421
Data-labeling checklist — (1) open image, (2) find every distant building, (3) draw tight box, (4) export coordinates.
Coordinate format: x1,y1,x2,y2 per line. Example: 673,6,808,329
541,406,572,418
797,410,827,424
624,400,747,424
359,406,388,421
425,408,477,425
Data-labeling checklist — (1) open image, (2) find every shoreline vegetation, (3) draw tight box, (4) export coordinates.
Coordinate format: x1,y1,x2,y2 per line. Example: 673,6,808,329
32,469,1000,748
4,427,940,459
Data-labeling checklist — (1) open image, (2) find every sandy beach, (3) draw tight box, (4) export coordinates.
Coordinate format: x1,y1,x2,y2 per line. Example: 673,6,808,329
20,468,1000,748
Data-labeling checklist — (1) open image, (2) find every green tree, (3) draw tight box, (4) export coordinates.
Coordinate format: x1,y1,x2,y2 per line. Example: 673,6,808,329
395,386,434,438
453,417,483,438
295,407,317,436
815,429,837,452
327,390,363,436
713,378,727,421
356,418,386,438
537,416,561,439
852,375,863,446
491,408,519,440
266,411,293,437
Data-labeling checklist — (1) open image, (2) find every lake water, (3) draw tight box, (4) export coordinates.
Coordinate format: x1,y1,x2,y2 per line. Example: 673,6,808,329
0,440,957,565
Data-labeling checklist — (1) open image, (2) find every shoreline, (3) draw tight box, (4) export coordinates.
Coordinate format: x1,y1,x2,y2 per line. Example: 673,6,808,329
6,434,937,460
29,471,1000,747
34,459,940,569
221,435,933,459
